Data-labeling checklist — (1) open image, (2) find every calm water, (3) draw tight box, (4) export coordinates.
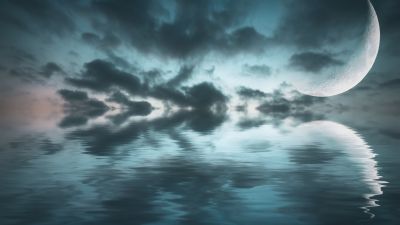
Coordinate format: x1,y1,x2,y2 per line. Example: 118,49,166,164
0,112,399,225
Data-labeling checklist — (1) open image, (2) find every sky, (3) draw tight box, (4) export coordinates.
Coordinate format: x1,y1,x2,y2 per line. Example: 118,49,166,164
0,0,400,133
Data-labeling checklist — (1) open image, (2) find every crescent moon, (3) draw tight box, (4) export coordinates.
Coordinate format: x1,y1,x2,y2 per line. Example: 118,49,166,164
296,0,380,97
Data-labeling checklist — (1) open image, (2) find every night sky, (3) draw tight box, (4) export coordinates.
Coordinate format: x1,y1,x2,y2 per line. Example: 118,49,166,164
0,0,399,137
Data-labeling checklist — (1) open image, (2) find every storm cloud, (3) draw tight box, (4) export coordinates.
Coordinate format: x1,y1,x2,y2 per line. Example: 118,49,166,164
273,0,369,49
66,59,143,95
288,51,343,73
86,0,271,58
39,62,64,77
237,86,268,99
58,89,109,128
242,64,272,76
257,89,325,121
380,78,400,88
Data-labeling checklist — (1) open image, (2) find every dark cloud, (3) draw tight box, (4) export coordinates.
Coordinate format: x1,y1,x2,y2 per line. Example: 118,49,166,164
166,65,195,87
90,0,270,58
66,59,143,95
288,51,343,73
150,85,188,107
68,109,226,155
39,62,64,77
185,82,227,109
115,100,152,116
185,110,226,133
150,82,228,110
81,32,101,45
380,79,400,88
237,86,268,99
0,0,75,36
58,89,88,102
105,52,133,70
236,118,267,130
0,47,38,81
353,85,373,91
290,91,326,106
58,116,88,128
140,68,164,84
68,61,228,109
257,89,325,121
58,89,109,128
2,47,36,64
274,0,368,49
81,32,121,50
8,66,37,81
374,1,400,58
226,27,269,54
107,91,153,124
242,63,272,76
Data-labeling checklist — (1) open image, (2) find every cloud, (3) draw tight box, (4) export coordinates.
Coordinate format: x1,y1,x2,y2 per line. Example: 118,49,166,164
242,64,272,76
288,51,343,73
257,89,325,121
66,59,228,110
290,91,326,106
67,109,227,155
90,0,270,58
236,118,267,130
2,47,36,64
58,89,88,101
166,65,195,87
66,59,143,95
0,47,39,81
61,65,228,127
8,66,37,81
273,0,368,49
81,32,121,50
107,91,153,124
39,62,64,77
58,89,109,128
380,78,400,88
374,1,400,57
0,0,75,36
185,82,227,109
58,116,88,128
236,86,268,99
140,68,164,84
150,82,228,110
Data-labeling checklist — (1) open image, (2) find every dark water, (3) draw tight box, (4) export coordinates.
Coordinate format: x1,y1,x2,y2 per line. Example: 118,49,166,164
0,113,399,225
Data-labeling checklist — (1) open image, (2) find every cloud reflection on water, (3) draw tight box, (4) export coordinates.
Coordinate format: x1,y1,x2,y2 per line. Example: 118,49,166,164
0,111,388,225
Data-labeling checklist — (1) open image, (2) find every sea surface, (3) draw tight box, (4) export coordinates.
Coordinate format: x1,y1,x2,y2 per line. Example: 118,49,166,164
0,112,399,225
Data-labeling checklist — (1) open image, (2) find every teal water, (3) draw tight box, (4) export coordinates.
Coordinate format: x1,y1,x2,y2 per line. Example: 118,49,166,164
0,113,399,225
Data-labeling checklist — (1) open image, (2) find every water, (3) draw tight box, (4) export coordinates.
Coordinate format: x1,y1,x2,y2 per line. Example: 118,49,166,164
0,112,399,225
